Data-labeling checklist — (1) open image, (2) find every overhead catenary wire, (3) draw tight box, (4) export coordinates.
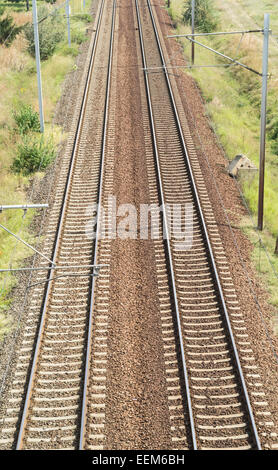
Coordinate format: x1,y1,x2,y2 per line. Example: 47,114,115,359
181,75,278,365
0,147,50,298
163,0,278,361
0,223,55,265
0,264,107,273
35,0,69,25
168,28,265,38
165,14,277,278
26,271,100,290
185,36,263,76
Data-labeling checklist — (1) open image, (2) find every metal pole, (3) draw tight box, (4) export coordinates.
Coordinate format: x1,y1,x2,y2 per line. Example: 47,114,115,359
0,204,48,212
0,223,54,265
32,0,44,133
185,36,262,76
168,28,264,38
191,0,195,65
66,0,71,47
0,264,107,273
258,13,270,231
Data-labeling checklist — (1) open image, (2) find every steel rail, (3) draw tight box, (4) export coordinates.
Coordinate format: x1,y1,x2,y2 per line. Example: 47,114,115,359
142,0,262,450
135,0,197,450
79,0,116,450
15,0,106,450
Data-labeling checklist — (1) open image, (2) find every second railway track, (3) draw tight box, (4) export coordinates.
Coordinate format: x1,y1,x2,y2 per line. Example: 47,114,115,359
135,0,274,450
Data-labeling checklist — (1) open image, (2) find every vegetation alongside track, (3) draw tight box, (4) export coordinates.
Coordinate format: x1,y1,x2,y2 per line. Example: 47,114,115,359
0,0,92,338
1,0,277,343
166,0,278,320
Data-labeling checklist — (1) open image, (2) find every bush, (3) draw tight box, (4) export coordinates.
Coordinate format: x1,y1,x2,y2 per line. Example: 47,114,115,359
73,13,91,23
3,0,21,5
13,104,40,135
71,28,86,45
12,135,56,175
271,140,278,156
24,5,64,60
0,7,23,46
182,0,218,33
59,43,79,57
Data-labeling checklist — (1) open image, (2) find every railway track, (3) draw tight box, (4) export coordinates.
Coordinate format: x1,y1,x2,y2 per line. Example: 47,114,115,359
0,0,276,451
0,0,116,450
135,0,268,450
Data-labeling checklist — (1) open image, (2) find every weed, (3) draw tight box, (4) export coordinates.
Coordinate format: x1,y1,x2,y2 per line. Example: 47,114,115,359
72,13,91,23
12,135,55,175
71,28,86,45
59,42,79,57
13,103,40,134
0,311,11,341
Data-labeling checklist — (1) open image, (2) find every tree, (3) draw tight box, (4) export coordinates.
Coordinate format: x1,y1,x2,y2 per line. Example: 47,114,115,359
275,237,278,255
0,7,23,46
182,0,218,33
24,5,64,60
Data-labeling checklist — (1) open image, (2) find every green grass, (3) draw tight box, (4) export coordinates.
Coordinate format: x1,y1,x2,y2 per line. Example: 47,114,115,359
241,217,278,333
0,1,27,13
166,0,278,319
0,0,92,339
0,311,11,341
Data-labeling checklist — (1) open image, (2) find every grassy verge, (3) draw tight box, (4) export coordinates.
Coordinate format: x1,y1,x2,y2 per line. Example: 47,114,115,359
0,0,92,338
165,0,278,320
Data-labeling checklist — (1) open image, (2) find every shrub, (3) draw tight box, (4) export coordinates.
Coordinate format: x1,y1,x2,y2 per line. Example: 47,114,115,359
0,7,23,46
12,135,56,175
4,0,21,4
271,140,278,156
3,0,21,5
71,28,86,45
268,114,278,155
24,5,64,60
73,13,91,23
13,104,40,135
59,43,79,57
182,0,218,33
